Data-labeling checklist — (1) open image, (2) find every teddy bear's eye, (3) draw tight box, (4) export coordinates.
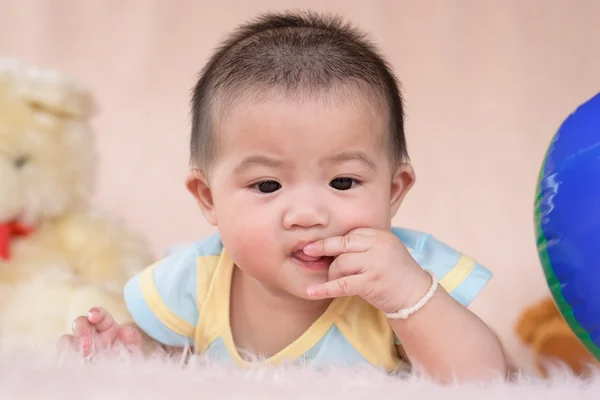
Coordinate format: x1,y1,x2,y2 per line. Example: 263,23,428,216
14,155,29,169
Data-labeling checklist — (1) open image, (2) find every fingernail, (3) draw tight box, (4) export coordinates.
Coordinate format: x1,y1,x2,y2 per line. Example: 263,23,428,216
303,244,314,253
87,308,101,321
81,338,90,349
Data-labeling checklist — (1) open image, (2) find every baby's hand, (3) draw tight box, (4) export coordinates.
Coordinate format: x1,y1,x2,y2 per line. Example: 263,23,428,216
58,307,142,357
304,228,431,314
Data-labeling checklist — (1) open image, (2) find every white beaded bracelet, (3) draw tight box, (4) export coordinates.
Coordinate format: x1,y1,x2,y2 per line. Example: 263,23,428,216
385,270,438,320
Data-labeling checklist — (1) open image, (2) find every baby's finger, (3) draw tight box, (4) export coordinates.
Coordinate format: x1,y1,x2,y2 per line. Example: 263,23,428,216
327,253,364,282
72,315,94,343
72,316,96,356
304,233,374,257
118,326,144,356
346,228,378,236
306,274,364,299
87,307,120,348
57,334,79,353
119,326,142,347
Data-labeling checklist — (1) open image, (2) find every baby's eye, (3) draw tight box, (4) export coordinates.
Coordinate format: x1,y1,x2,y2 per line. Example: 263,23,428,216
253,180,281,194
329,177,357,191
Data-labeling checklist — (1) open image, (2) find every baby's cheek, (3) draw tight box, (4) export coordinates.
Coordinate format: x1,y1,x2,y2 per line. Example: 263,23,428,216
221,213,275,267
333,196,391,233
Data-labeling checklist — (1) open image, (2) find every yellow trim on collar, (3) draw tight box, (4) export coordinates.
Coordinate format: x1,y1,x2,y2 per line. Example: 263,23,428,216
204,249,352,367
438,254,476,293
194,254,228,354
140,264,196,338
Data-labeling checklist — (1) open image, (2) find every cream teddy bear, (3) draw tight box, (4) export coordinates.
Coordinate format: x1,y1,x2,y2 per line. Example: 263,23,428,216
0,59,153,350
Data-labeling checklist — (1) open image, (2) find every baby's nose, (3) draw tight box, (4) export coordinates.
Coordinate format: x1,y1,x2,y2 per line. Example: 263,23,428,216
282,206,329,230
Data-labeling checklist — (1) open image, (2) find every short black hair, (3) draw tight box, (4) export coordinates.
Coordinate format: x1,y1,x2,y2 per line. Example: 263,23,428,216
190,10,408,172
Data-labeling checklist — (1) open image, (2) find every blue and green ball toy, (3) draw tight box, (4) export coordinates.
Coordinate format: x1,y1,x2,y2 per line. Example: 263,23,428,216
535,91,600,361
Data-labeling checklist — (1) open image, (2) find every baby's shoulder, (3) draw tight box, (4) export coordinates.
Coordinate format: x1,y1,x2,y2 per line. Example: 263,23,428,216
157,232,224,284
391,226,473,262
164,231,224,259
390,226,435,250
390,226,493,307
123,232,225,346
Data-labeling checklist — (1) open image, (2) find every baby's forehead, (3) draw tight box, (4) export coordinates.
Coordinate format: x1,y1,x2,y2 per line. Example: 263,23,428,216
217,109,386,170
218,84,388,127
222,93,386,139
208,85,393,171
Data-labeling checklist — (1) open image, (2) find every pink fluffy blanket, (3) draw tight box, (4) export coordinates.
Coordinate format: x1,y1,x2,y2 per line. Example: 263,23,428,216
1,349,598,399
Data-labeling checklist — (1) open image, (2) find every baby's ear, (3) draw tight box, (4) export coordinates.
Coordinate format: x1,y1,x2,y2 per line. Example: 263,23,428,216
186,169,218,226
1,59,96,121
390,163,415,216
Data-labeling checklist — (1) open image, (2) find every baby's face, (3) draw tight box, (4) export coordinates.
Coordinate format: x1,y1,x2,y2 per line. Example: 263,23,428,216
194,90,413,299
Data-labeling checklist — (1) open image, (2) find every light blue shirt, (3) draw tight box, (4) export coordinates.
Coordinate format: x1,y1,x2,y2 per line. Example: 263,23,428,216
124,227,493,371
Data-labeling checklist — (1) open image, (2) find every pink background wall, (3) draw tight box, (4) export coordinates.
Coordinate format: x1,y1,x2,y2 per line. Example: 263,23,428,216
2,0,599,370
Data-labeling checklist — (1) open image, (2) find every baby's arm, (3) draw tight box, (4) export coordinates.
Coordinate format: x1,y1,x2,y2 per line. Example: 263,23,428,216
385,231,507,382
304,228,505,382
389,280,507,382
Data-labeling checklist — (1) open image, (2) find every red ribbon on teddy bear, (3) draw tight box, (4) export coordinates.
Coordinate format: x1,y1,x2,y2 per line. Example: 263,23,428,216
0,221,34,261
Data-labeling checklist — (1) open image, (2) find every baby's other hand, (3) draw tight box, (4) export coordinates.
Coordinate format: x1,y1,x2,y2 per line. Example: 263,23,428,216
58,307,142,357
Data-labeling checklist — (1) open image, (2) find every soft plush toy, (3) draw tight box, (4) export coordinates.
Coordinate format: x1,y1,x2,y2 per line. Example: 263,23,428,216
0,59,153,350
515,296,600,377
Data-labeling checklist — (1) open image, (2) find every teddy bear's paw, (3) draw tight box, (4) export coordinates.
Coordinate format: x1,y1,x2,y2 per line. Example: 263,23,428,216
56,210,154,286
515,297,562,345
532,317,598,377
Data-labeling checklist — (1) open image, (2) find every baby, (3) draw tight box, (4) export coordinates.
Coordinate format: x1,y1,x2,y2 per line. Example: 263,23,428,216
60,11,507,382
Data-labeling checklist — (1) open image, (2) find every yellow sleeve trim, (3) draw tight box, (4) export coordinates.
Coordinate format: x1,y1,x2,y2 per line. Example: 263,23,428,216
438,254,476,293
140,265,196,338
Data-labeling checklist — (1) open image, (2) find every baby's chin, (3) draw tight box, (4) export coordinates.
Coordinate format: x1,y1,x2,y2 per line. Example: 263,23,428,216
252,275,325,302
288,272,331,296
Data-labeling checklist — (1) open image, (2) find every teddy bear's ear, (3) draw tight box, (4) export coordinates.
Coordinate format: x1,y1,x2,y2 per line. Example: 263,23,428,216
0,58,96,121
24,83,96,121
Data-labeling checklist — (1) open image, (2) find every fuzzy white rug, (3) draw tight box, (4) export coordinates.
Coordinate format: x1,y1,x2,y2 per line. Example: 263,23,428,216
1,348,598,399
